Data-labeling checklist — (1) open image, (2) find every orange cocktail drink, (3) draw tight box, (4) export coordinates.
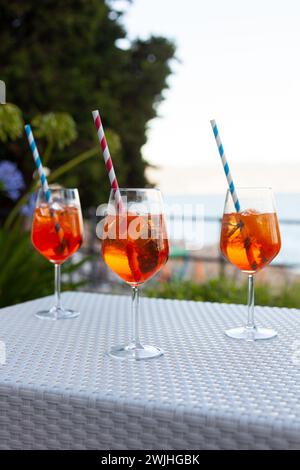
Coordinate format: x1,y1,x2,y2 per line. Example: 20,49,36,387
32,204,83,264
101,187,169,359
31,187,84,320
102,213,169,285
220,210,281,273
219,187,282,341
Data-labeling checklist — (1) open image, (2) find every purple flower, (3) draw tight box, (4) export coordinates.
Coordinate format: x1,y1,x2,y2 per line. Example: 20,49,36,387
20,192,37,217
0,160,25,201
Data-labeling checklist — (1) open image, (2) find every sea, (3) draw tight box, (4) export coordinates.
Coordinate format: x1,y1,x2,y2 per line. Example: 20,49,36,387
164,193,300,271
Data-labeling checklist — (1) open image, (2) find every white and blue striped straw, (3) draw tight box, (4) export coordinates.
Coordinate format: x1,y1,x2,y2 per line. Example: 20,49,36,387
210,120,241,212
25,124,64,242
25,124,52,203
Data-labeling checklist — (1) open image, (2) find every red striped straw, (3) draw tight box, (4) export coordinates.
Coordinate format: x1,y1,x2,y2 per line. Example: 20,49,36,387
92,110,124,212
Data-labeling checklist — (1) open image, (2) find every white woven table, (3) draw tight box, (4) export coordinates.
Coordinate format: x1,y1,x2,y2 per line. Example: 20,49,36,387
0,292,300,450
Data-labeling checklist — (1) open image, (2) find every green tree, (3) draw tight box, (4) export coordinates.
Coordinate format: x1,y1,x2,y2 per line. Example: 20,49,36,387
0,0,175,209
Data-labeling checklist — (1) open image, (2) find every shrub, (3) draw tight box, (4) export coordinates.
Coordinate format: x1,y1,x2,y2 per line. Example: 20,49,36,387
144,277,300,309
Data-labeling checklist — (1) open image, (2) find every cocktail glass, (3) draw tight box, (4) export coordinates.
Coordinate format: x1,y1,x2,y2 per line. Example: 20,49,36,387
32,187,84,320
220,187,281,341
102,188,169,360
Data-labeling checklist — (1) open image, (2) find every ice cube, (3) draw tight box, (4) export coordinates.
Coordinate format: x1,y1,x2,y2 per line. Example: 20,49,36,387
136,238,160,274
39,203,51,218
241,209,261,216
50,200,64,212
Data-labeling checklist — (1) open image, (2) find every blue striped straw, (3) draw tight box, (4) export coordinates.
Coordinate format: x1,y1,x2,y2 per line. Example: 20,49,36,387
25,124,52,203
25,124,64,243
210,120,241,212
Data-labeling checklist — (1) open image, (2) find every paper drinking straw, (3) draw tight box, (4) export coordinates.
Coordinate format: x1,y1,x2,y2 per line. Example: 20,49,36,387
25,125,52,202
210,120,240,212
92,110,124,211
24,124,64,243
210,119,259,270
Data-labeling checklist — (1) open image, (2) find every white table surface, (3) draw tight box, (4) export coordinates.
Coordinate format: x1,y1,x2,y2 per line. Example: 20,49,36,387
0,291,300,450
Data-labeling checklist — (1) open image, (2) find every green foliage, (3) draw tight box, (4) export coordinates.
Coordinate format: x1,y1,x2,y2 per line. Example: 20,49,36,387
0,103,24,141
0,0,176,307
32,112,77,150
0,0,175,208
0,103,92,307
144,277,300,309
0,98,114,229
114,36,176,188
0,222,87,308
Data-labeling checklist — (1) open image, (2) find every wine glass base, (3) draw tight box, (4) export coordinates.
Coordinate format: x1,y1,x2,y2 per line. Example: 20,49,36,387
225,326,277,341
108,343,163,361
35,307,80,320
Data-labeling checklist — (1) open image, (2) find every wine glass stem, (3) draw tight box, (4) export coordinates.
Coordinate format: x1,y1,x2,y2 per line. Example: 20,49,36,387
54,264,62,311
131,286,142,348
246,274,255,330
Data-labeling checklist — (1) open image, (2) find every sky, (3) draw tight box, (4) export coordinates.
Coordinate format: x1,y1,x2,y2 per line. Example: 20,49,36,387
118,0,300,192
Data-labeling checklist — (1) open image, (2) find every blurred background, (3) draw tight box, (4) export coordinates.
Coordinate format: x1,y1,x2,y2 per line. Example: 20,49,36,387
1,0,300,308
